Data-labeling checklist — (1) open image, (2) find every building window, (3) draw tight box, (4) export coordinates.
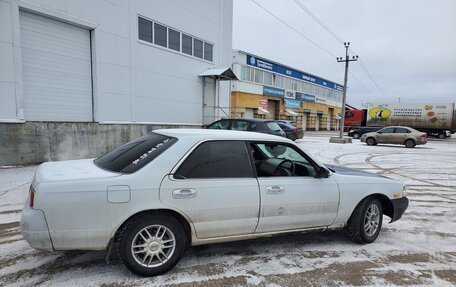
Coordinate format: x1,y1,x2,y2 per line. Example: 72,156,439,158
168,28,180,51
193,38,203,58
254,69,263,84
138,17,153,43
204,42,213,61
182,34,192,55
241,66,250,81
263,71,273,85
138,16,213,62
154,23,167,47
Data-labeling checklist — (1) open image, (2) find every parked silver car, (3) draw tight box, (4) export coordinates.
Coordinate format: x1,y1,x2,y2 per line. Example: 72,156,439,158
22,129,409,276
361,126,427,148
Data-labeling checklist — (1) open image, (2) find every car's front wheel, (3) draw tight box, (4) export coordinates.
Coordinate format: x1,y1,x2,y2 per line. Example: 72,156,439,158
346,197,383,244
119,214,186,277
353,133,360,139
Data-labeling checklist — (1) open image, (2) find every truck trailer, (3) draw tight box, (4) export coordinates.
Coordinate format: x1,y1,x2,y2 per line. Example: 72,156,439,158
345,102,456,139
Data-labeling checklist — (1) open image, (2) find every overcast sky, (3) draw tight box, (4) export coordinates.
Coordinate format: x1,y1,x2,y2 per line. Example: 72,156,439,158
233,0,456,108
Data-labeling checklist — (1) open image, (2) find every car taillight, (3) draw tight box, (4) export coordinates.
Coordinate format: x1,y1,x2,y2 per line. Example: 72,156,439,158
420,134,427,138
29,185,35,208
293,129,299,133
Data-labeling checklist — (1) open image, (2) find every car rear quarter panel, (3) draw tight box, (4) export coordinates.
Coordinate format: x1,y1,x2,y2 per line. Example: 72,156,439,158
329,173,404,227
33,140,195,250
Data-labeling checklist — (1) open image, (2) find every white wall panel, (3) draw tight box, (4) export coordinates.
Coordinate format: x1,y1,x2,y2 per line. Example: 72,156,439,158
20,11,92,121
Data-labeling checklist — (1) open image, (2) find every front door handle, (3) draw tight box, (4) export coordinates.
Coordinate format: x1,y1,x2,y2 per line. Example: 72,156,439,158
172,189,197,199
266,185,285,194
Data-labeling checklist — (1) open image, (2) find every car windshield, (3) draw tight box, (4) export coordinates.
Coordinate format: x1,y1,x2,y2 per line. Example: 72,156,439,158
94,132,177,173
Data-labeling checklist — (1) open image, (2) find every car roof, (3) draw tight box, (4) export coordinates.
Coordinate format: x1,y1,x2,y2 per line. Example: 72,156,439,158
218,118,276,123
155,128,291,142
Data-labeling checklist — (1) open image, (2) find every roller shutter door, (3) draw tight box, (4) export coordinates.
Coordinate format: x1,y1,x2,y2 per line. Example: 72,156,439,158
20,11,92,121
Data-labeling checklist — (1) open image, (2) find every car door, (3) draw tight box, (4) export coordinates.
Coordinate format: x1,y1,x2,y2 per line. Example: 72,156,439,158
393,127,409,144
376,127,395,143
250,142,339,233
159,140,260,239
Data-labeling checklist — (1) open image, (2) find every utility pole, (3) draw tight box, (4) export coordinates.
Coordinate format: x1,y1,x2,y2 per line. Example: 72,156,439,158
337,42,358,139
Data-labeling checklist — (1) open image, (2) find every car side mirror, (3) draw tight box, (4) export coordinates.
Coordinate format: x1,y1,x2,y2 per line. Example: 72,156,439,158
377,131,382,134
317,167,330,178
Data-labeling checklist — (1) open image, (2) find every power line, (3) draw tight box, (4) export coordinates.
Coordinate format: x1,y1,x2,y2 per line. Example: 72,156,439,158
357,57,395,100
293,0,344,45
348,71,376,98
292,0,394,101
249,0,337,58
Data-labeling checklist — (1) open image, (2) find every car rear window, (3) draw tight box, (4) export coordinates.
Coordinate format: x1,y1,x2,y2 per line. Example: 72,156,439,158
266,122,282,132
94,132,177,174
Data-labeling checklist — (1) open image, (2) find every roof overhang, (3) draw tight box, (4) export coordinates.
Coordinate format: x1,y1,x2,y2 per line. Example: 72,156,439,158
199,67,238,81
286,109,299,116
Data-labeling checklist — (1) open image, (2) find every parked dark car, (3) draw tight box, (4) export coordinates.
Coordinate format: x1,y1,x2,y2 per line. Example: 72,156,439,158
276,121,303,141
348,126,384,139
205,118,286,137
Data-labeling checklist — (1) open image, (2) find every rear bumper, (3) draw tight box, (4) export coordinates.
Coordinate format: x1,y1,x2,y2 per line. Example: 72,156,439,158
20,203,54,251
390,196,409,223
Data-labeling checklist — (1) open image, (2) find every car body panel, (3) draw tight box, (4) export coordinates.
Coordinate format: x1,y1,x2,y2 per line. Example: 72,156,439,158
361,126,427,146
255,176,339,232
21,129,407,251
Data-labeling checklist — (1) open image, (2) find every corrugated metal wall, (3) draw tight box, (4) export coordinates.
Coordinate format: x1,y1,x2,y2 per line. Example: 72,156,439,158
20,11,92,121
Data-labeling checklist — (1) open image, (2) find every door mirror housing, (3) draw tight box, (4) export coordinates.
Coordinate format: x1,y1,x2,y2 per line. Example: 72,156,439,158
316,167,330,178
377,131,383,134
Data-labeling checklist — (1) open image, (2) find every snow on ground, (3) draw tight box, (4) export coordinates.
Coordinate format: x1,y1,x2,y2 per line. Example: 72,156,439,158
0,134,455,286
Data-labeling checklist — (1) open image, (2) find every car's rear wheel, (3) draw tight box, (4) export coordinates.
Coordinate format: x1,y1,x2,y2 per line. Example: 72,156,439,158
119,214,186,277
438,133,445,139
366,137,376,146
353,133,360,139
405,139,416,148
346,197,383,244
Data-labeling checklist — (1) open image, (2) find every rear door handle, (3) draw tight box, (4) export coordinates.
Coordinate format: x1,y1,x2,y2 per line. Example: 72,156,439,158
172,189,197,199
266,185,285,194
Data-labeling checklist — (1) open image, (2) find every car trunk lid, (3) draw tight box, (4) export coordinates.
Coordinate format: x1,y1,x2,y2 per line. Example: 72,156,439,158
34,159,120,184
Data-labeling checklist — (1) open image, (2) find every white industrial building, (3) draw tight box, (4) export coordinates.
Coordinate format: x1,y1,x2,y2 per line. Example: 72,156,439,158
0,0,234,164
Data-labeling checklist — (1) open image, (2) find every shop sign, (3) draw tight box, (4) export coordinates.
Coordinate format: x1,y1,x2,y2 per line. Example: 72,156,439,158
285,91,295,99
315,97,327,104
263,86,285,98
247,54,343,91
259,99,268,106
284,99,301,109
297,92,315,103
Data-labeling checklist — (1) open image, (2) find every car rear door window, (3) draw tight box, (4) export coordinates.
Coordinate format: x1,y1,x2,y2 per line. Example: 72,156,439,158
175,141,254,178
207,120,230,130
395,128,410,133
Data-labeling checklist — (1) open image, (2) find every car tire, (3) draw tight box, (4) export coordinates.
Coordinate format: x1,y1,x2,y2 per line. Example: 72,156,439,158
353,133,360,139
119,214,186,277
438,133,445,139
366,137,376,146
346,197,383,244
405,139,416,148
